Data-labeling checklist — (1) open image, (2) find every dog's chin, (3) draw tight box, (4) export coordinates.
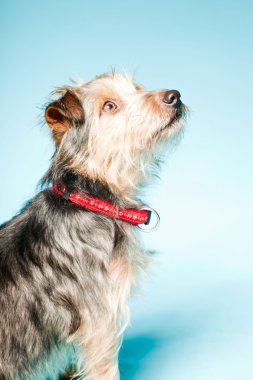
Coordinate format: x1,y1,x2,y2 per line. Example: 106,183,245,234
152,114,183,140
152,109,185,140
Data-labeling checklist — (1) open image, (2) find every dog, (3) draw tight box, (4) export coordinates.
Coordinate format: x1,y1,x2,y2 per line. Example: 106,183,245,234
0,72,186,379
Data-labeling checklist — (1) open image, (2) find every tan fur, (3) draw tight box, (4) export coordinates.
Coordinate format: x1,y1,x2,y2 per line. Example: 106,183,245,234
48,73,185,199
45,90,84,145
67,229,149,380
43,72,186,379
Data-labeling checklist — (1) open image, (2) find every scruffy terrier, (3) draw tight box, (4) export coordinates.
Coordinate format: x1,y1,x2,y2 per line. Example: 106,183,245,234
0,72,186,379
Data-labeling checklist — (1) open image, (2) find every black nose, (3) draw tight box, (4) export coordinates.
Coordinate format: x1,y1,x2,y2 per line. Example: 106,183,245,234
163,90,181,108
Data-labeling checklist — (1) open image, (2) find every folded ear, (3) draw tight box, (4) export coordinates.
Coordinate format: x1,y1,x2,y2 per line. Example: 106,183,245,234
45,90,84,145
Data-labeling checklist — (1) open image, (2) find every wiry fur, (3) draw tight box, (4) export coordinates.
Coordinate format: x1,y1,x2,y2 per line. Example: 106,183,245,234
0,72,186,379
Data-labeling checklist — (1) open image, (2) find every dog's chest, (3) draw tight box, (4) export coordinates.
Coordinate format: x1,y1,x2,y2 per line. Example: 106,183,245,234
110,232,149,296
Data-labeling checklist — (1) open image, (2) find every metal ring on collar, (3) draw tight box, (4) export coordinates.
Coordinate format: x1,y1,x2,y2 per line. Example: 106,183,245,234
136,207,160,232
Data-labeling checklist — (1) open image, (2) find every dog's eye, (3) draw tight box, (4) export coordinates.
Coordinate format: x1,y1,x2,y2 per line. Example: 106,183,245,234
103,101,117,113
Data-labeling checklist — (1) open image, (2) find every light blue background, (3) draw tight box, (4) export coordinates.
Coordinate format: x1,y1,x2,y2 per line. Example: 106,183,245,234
1,0,253,379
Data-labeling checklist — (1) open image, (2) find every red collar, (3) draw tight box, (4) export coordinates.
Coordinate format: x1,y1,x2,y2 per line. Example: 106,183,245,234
52,183,151,226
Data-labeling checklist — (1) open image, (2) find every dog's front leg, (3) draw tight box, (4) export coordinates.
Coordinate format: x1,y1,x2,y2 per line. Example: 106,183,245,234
81,322,121,380
69,255,133,379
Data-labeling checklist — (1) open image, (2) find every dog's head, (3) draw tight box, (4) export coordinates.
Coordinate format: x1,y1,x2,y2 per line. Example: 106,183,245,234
45,72,187,193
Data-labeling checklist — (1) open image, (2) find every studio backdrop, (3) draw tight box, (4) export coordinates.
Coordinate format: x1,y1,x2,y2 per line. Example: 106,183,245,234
1,1,253,379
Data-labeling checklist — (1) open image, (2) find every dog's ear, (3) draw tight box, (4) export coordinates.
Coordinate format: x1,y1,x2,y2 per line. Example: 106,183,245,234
45,90,84,145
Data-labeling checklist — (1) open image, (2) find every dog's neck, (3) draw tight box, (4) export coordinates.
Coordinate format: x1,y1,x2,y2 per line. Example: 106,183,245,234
41,166,140,208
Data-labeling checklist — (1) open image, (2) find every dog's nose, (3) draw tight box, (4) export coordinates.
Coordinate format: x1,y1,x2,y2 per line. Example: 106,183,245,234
163,90,181,108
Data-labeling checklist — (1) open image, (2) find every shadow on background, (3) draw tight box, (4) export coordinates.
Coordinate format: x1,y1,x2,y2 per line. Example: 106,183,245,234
119,335,163,379
118,305,215,380
119,328,197,378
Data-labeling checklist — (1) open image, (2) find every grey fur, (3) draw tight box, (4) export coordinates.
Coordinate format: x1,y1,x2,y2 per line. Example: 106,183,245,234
0,72,185,379
0,186,133,378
